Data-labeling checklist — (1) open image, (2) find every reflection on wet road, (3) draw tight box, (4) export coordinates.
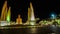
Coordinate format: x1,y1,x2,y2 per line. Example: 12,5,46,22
0,25,60,34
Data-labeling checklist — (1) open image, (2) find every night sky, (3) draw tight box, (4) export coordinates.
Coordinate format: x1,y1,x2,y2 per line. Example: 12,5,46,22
0,0,60,22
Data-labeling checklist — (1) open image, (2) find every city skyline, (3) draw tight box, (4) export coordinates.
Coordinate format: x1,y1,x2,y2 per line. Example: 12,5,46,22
0,0,60,22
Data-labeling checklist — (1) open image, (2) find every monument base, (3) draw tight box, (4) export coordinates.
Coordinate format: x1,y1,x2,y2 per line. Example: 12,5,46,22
29,20,36,25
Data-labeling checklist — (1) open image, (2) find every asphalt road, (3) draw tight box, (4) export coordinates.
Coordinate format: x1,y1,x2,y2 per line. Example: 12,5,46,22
0,25,60,34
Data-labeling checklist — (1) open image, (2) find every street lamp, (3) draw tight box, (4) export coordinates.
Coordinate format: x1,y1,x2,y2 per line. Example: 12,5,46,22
50,13,57,19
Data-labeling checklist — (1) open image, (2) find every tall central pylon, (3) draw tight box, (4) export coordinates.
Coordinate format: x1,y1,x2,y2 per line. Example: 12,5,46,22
30,2,35,21
1,1,8,21
28,2,35,25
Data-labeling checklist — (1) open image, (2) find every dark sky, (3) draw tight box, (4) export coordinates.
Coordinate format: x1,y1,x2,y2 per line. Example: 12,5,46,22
0,0,60,22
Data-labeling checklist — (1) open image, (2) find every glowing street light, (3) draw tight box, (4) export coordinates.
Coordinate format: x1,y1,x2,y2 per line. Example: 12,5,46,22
51,14,55,19
50,13,57,19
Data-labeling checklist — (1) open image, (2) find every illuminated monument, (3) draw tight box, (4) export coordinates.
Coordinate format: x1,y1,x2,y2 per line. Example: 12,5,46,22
0,1,11,22
1,1,7,21
16,15,22,24
0,1,11,26
6,7,11,22
28,2,36,25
